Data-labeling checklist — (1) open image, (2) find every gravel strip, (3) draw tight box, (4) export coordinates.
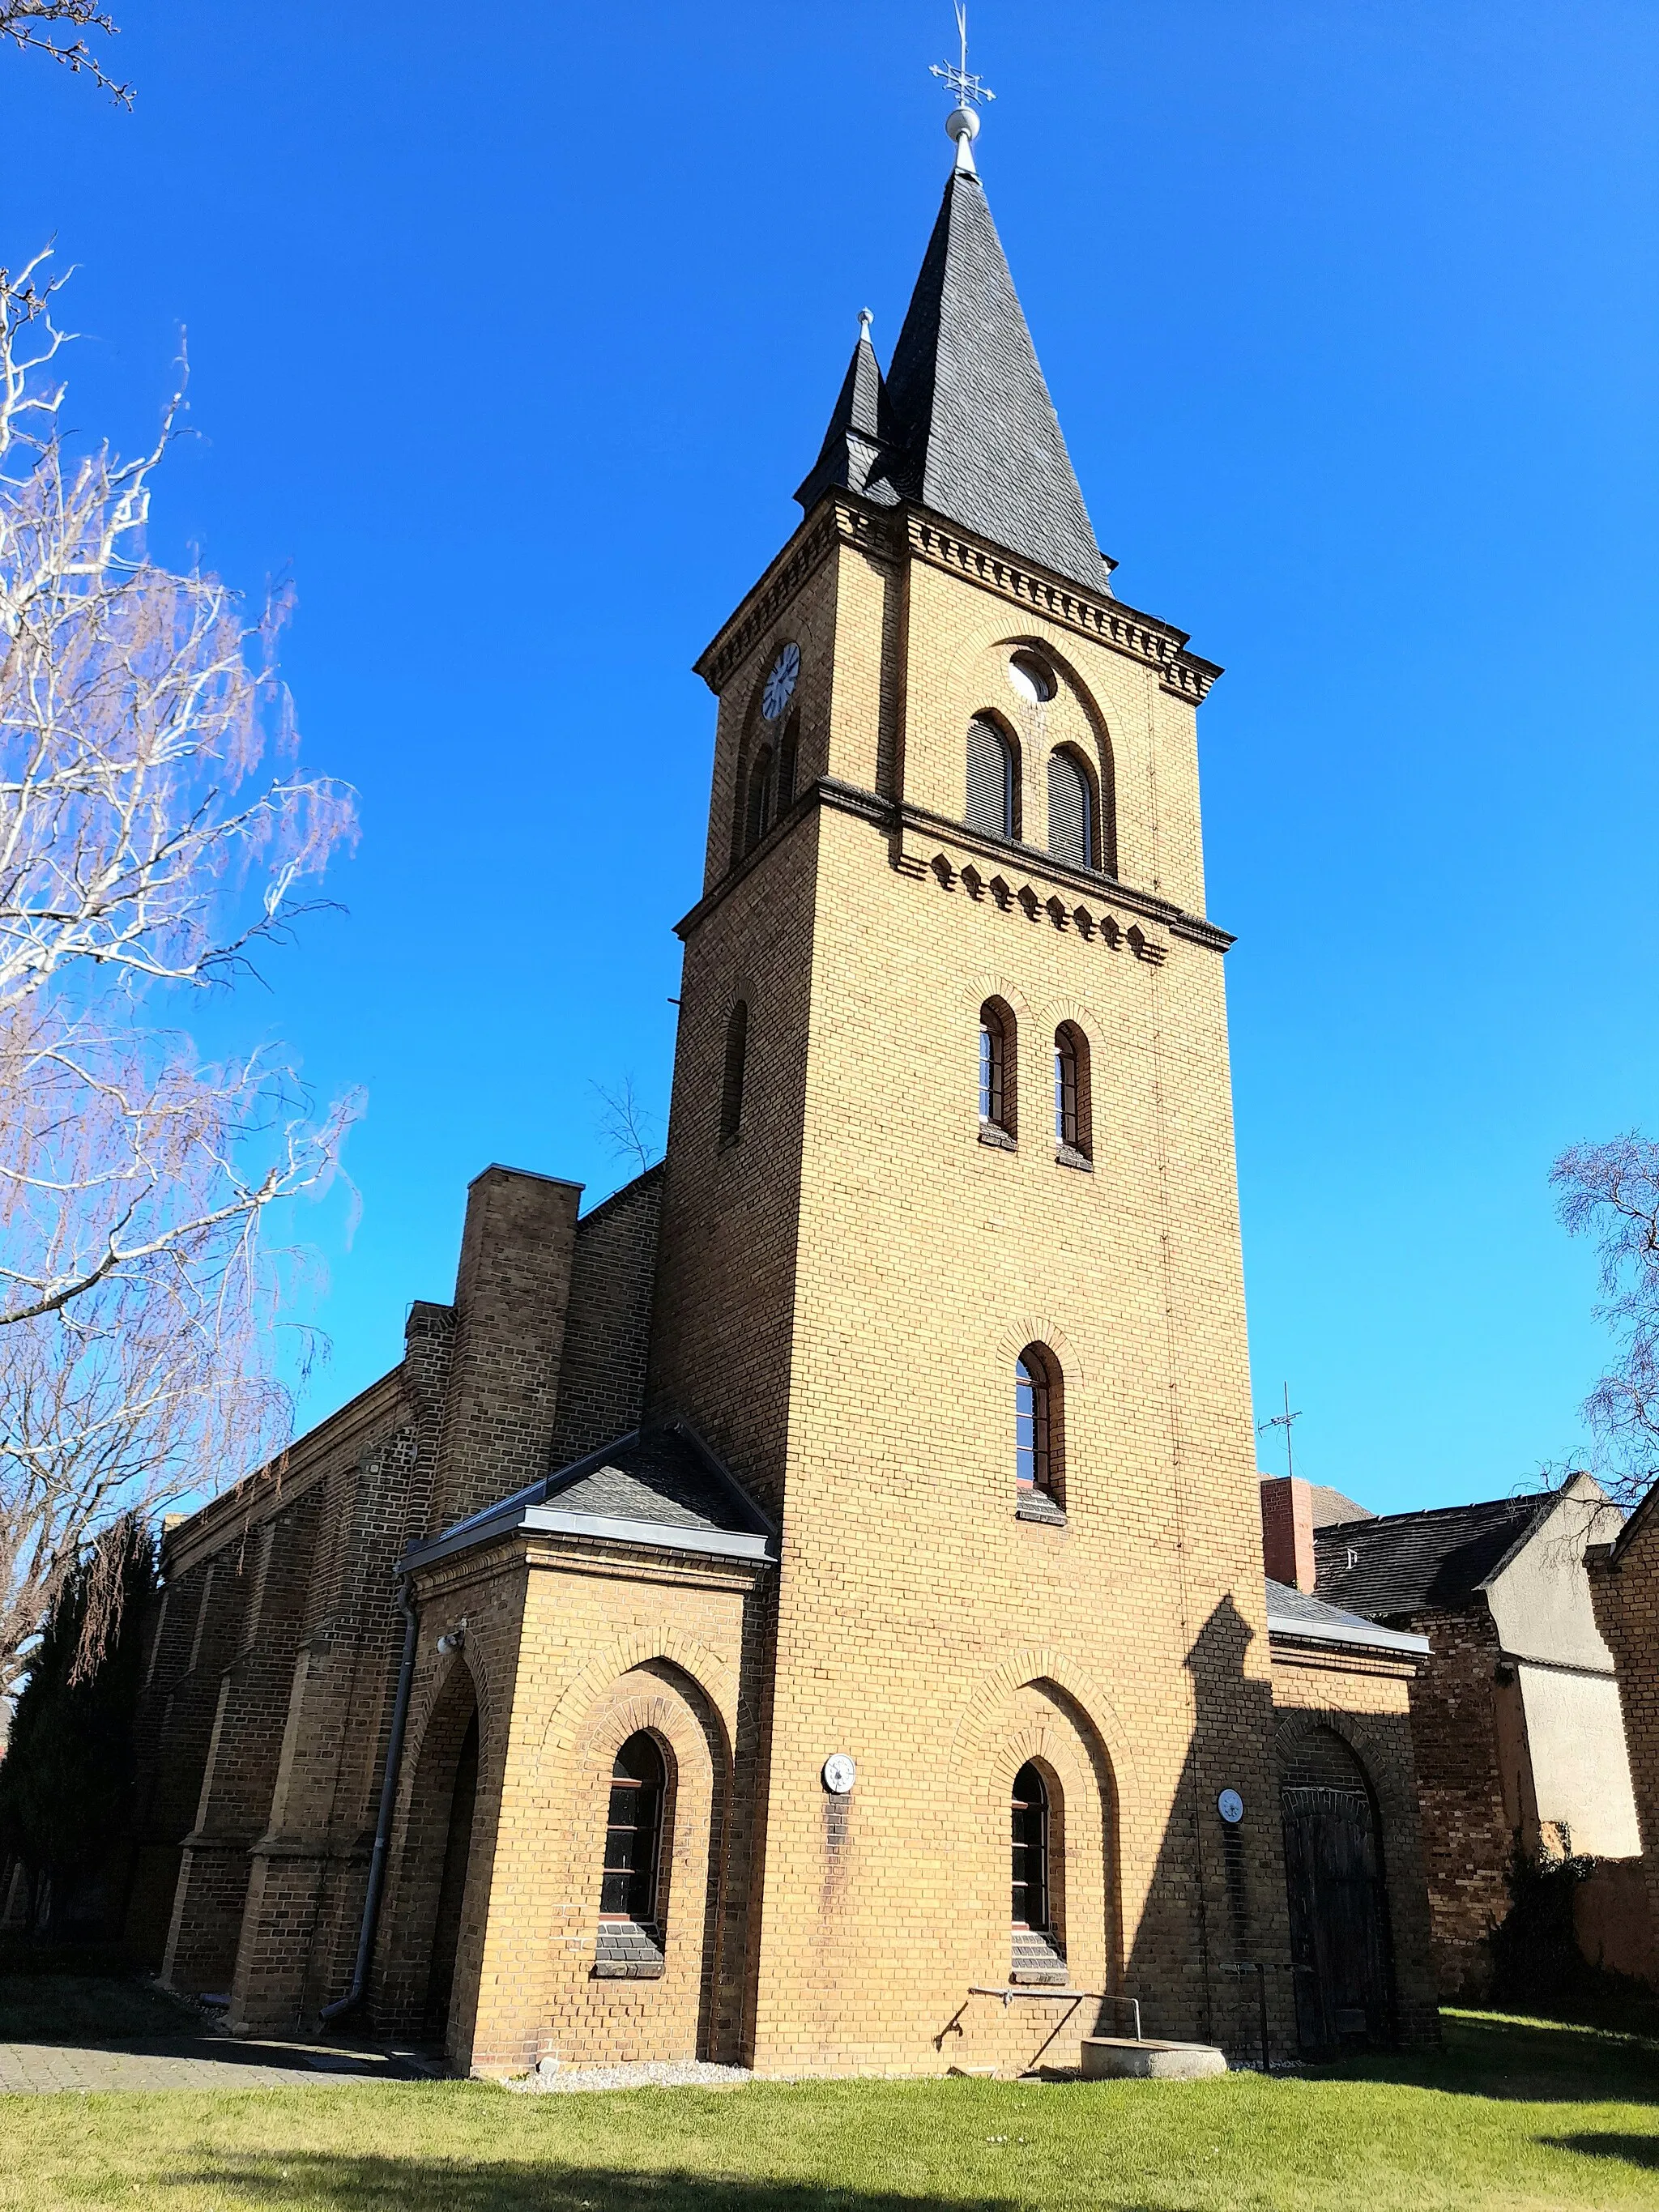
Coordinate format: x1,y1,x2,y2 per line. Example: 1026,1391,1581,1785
509,2059,752,2094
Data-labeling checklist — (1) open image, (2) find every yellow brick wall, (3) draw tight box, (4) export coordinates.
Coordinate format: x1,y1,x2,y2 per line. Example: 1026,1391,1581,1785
649,514,1294,2073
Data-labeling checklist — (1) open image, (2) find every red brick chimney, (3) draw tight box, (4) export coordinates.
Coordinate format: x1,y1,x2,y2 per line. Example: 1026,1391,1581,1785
1260,1473,1316,1593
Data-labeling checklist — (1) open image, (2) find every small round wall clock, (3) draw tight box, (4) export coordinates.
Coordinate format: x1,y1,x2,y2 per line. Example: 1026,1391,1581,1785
761,641,801,721
821,1753,856,1796
1217,1788,1244,1826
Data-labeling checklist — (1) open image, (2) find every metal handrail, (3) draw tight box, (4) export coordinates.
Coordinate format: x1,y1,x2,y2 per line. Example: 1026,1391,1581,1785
966,1985,1142,2041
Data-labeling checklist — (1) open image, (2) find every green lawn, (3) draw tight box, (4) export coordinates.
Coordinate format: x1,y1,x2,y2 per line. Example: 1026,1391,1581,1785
0,2011,1655,2212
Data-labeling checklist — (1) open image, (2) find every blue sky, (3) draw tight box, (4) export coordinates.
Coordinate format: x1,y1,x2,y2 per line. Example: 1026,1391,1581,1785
5,2,1656,1517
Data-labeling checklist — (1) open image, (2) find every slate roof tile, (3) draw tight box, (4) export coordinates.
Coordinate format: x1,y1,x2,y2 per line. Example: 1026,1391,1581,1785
797,165,1107,592
1313,1495,1544,1621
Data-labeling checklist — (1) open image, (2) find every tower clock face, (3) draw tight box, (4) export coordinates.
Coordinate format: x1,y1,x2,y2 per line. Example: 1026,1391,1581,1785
761,641,801,721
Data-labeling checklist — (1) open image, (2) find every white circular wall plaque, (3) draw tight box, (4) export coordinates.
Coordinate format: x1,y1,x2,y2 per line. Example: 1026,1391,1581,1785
1217,1788,1244,1826
821,1753,856,1796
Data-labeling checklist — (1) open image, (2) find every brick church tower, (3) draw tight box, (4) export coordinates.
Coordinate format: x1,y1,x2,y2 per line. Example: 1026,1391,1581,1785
113,99,1439,2081
643,113,1290,2071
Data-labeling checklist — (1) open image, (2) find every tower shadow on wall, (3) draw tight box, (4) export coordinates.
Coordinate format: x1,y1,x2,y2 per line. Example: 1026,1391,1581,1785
1124,1592,1294,2064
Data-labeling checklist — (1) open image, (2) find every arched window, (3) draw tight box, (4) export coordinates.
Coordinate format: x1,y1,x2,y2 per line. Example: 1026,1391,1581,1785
979,998,1016,1140
1047,747,1094,869
1054,1022,1092,1162
600,1731,665,1927
775,712,799,814
1011,1761,1049,1932
966,716,1017,840
719,1001,748,1145
1016,1343,1063,1507
744,744,774,855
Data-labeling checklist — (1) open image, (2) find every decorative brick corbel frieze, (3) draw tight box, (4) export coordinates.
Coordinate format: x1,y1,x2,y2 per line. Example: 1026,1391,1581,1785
674,777,1235,958
902,510,1223,703
923,848,1170,967
695,497,901,697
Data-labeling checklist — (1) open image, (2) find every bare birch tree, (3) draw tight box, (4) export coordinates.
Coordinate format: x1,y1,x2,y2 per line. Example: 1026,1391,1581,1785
1552,1129,1659,1510
0,252,357,1691
0,2,129,102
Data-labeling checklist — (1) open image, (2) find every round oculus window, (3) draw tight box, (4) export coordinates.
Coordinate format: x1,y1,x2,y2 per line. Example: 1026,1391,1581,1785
762,641,801,721
1007,650,1057,705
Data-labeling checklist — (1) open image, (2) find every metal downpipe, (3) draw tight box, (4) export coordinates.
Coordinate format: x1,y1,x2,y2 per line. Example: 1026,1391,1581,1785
322,1575,417,2023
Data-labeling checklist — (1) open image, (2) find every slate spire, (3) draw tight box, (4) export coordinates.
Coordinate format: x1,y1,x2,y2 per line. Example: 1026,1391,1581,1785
796,161,1107,595
793,309,896,513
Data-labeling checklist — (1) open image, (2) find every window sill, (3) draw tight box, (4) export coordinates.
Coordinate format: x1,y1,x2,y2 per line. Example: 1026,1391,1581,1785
593,1921,665,1978
1054,1144,1093,1173
1016,1492,1067,1528
979,1122,1017,1153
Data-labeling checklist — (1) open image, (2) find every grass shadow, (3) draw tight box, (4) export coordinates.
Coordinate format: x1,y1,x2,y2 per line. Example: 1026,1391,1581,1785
168,2158,1027,2212
1545,2131,1659,2172
1303,2008,1659,2106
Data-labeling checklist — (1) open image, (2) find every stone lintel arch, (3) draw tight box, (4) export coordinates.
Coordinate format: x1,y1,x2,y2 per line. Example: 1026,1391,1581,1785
992,1320,1087,1399
950,1649,1137,1819
962,971,1032,1019
1273,1708,1414,1839
1037,995,1107,1052
536,1628,738,1769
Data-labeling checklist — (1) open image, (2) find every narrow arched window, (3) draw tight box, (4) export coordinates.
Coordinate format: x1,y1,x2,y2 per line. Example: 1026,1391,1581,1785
966,716,1017,840
979,998,1016,1139
1054,1022,1092,1161
744,745,774,855
1016,1343,1063,1506
600,1732,664,1927
1011,1762,1049,1930
1047,747,1094,869
719,1001,748,1145
775,712,799,814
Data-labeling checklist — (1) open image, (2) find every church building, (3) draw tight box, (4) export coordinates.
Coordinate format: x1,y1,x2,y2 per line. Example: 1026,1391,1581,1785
123,102,1439,2078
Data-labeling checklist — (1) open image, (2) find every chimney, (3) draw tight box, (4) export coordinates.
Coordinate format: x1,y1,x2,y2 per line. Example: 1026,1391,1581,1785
428,1165,584,1533
1260,1473,1316,1593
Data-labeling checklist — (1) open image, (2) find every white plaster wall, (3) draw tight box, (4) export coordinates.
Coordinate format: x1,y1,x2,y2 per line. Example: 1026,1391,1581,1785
1516,1663,1641,1858
1486,1477,1623,1671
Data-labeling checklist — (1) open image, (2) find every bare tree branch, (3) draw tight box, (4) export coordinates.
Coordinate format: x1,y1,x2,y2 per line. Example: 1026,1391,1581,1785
592,1075,659,1178
1551,1128,1659,1510
0,1,130,104
0,251,357,1690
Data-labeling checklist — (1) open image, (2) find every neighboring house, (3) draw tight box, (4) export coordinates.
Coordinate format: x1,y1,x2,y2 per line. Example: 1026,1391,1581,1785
1276,1474,1639,1996
1586,1482,1659,1985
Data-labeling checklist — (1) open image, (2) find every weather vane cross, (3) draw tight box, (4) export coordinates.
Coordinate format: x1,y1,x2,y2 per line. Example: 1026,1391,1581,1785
931,2,996,113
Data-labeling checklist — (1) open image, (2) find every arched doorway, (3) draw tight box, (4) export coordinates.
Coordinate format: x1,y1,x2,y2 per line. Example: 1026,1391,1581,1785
424,1708,479,2034
1280,1725,1395,2052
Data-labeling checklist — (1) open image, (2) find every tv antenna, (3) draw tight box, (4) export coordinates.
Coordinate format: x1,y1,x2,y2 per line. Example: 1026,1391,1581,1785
1256,1382,1303,1484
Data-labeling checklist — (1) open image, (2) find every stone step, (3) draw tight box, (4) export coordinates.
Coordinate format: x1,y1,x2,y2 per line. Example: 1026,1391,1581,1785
1080,2036,1228,2082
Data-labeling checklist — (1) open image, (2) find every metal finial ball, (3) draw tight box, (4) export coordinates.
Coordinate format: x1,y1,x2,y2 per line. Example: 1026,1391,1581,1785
945,104,980,143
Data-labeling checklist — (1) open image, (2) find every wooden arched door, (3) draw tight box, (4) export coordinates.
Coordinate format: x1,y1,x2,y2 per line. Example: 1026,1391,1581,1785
1279,1726,1395,2052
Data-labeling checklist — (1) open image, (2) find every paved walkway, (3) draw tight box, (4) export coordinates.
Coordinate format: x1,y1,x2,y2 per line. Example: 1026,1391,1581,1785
0,2032,442,2092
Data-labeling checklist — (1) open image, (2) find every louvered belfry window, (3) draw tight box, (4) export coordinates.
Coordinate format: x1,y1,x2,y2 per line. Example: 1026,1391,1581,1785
1047,748,1093,869
966,717,1015,839
600,1732,664,1924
